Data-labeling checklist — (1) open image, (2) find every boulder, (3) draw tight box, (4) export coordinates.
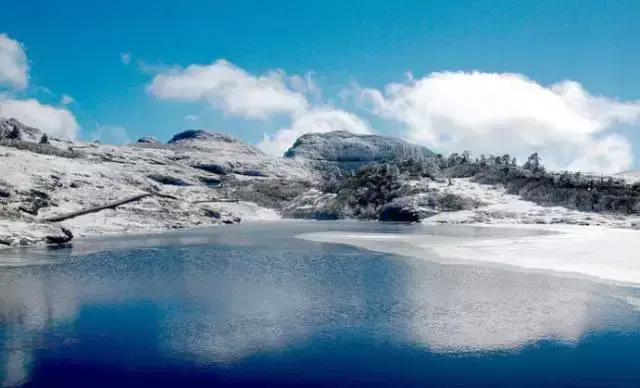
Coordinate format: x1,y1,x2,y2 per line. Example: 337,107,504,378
378,197,438,222
221,216,241,224
45,227,74,245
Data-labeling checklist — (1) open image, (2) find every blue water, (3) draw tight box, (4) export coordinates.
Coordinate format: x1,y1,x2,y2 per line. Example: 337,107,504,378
1,222,639,387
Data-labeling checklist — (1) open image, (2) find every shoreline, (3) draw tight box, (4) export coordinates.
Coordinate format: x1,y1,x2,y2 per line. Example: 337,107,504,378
4,216,640,291
2,207,639,252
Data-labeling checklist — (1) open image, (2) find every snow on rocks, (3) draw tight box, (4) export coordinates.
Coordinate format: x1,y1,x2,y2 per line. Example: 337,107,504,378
0,221,72,247
421,178,640,228
284,131,434,162
0,127,311,248
2,123,640,250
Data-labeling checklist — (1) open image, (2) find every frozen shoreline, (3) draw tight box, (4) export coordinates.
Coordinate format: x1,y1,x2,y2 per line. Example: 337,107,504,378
299,223,640,287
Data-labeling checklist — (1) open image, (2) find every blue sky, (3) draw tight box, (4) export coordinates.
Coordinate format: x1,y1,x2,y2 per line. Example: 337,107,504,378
2,0,640,173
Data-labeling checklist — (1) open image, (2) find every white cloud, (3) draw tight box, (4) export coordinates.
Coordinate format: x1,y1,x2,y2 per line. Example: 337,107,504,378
120,52,131,65
148,59,309,119
0,35,80,139
0,98,79,138
185,115,198,121
147,61,640,172
147,59,370,154
90,125,130,144
0,33,29,90
257,108,372,155
358,72,640,174
60,94,74,105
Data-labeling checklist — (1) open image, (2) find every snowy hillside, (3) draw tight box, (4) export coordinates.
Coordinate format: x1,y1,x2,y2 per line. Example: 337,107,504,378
2,119,640,249
0,121,310,247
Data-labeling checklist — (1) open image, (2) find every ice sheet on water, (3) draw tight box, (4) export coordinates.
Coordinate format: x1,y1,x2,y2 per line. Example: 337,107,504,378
298,224,640,286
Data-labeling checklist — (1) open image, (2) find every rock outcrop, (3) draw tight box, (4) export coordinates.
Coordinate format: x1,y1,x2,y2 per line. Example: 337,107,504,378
0,118,43,142
0,222,74,247
168,129,265,156
284,131,434,164
136,136,159,144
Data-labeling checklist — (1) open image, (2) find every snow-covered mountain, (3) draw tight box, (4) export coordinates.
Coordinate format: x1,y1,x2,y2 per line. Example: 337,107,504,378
2,119,640,249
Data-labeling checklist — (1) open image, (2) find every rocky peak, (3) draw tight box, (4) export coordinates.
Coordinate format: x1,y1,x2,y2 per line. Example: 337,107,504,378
167,129,264,156
284,131,434,163
168,130,216,144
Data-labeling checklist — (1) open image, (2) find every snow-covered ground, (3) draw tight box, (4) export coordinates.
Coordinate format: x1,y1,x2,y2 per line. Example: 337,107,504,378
0,133,306,247
2,121,640,252
421,177,640,228
296,179,640,287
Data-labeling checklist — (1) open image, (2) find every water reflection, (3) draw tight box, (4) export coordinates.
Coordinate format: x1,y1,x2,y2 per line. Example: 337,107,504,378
0,223,638,386
403,263,607,352
0,269,79,386
160,243,638,365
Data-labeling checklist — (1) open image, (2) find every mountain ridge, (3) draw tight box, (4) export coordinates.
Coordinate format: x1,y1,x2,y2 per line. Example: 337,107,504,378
2,118,640,248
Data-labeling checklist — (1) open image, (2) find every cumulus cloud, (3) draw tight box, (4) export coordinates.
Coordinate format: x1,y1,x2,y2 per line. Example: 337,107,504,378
0,98,79,138
0,34,80,139
120,52,131,65
147,59,372,154
358,72,640,174
147,59,309,119
0,33,29,90
60,94,74,105
90,125,130,144
147,61,640,171
257,108,372,155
